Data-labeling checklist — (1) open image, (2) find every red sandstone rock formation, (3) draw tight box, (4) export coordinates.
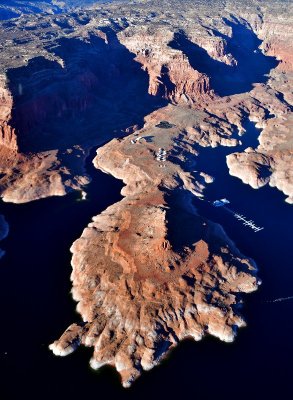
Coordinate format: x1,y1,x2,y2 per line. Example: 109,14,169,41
119,27,211,103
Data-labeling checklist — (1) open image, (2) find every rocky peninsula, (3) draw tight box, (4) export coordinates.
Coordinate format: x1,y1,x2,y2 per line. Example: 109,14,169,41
50,105,260,387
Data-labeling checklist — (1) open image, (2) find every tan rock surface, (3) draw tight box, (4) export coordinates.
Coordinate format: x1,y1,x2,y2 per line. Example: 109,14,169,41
226,81,293,203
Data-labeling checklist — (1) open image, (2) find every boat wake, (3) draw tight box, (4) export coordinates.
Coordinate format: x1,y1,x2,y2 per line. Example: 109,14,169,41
265,296,293,304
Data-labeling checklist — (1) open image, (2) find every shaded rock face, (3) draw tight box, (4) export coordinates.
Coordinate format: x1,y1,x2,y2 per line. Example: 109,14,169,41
0,29,166,202
7,31,164,154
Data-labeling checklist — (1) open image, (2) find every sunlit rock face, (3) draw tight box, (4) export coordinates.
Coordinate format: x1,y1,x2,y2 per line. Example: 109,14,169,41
0,76,17,152
118,27,212,103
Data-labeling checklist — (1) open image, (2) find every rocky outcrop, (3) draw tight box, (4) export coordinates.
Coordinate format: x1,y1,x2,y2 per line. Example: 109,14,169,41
225,81,293,203
0,147,90,203
119,27,211,103
0,76,18,152
227,148,273,189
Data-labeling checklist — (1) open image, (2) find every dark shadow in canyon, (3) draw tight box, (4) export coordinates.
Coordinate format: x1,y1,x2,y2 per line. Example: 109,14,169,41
169,19,278,96
7,29,166,153
164,188,243,266
0,9,19,20
165,189,205,253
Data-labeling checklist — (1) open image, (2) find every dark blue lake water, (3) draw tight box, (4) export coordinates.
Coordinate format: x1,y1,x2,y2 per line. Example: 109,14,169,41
0,119,292,400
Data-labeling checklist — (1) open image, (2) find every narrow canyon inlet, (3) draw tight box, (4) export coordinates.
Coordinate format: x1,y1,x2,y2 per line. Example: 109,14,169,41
0,1,292,399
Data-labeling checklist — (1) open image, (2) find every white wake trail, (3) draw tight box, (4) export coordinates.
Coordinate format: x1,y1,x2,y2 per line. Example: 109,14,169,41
266,296,293,303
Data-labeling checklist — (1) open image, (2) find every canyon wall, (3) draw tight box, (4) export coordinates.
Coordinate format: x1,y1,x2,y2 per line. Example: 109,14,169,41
118,27,212,103
0,76,18,153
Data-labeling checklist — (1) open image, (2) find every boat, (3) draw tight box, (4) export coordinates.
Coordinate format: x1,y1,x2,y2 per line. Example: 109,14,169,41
212,198,230,207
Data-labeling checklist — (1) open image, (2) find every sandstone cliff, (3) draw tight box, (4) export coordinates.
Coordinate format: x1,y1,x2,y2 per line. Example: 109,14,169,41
118,27,212,103
0,76,18,152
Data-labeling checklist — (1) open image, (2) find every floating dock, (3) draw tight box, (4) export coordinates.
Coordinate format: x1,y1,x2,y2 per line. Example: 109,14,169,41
233,213,264,232
211,198,264,232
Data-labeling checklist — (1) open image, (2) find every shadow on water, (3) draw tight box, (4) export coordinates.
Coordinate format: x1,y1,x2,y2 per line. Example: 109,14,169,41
169,19,278,96
164,188,206,253
7,29,165,153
